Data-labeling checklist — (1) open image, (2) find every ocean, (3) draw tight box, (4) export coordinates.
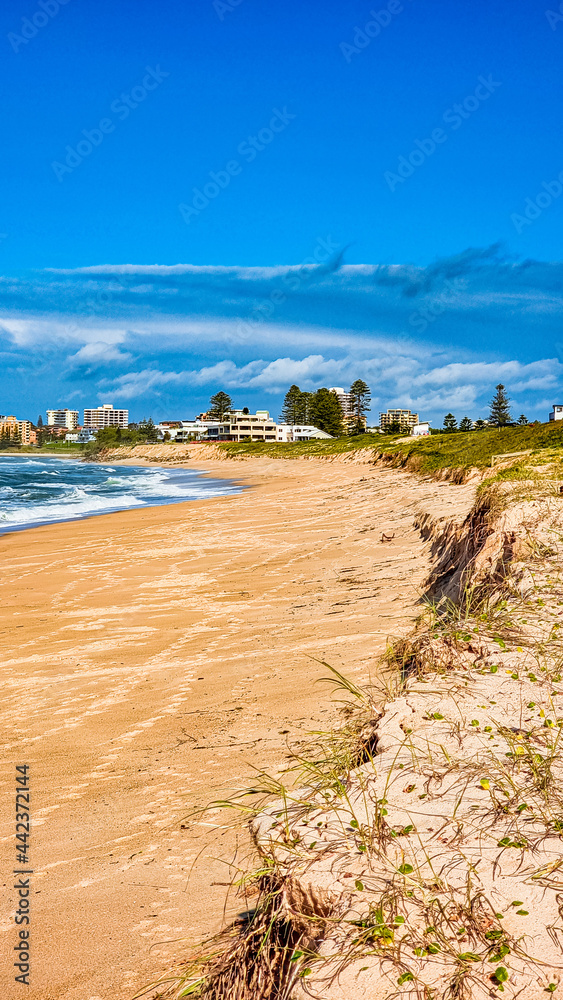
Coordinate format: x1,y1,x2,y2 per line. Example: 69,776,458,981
0,455,241,532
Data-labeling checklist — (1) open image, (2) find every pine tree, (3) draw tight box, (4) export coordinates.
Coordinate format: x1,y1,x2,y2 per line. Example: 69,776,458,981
309,389,344,437
384,420,405,435
281,385,306,424
301,391,313,423
459,416,473,432
474,419,486,430
37,414,43,428
489,384,512,427
208,391,233,420
138,417,158,443
348,379,371,434
517,414,528,425
443,413,457,433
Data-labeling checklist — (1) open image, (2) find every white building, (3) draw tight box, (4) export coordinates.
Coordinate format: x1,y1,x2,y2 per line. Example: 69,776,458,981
276,424,333,442
156,420,210,441
46,408,79,430
550,406,563,422
83,403,129,429
205,410,278,442
65,429,97,444
328,386,368,430
412,422,431,437
155,412,333,443
329,387,353,417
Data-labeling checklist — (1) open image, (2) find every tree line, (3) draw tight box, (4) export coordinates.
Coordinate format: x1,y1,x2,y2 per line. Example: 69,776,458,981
441,385,529,433
208,381,372,437
33,381,534,454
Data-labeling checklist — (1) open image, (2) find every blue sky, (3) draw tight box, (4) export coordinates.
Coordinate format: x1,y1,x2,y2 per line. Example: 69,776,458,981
2,0,563,423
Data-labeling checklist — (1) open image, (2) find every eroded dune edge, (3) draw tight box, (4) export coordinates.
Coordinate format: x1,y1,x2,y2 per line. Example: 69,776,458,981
155,477,563,1000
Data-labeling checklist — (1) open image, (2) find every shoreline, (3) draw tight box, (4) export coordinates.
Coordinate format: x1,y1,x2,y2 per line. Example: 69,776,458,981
0,456,476,1000
0,452,247,536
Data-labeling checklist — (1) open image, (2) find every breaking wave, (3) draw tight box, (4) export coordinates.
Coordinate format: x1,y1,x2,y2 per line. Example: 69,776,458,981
0,456,240,532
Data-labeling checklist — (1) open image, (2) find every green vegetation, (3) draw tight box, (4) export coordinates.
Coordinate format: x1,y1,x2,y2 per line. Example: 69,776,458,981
308,387,344,436
82,421,159,457
489,383,512,427
217,421,563,480
395,420,563,477
348,378,371,434
83,417,563,483
217,433,380,458
21,442,83,456
279,384,347,435
280,384,309,423
0,427,21,449
208,391,234,420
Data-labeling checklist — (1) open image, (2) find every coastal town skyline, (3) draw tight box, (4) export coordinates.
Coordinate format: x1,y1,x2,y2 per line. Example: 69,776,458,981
4,380,559,446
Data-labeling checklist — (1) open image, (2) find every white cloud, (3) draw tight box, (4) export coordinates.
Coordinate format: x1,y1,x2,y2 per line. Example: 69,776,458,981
70,342,132,366
0,316,130,348
3,250,563,422
97,354,562,421
97,368,185,400
412,359,562,389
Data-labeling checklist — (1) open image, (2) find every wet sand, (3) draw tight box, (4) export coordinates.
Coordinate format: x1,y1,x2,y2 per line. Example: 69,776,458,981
0,455,475,1000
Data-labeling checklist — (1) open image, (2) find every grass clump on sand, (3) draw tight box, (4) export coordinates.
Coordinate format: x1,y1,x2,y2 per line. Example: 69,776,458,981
139,470,563,1000
149,475,563,1000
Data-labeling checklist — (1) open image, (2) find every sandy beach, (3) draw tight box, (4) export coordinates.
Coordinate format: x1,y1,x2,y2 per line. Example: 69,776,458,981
0,453,475,1000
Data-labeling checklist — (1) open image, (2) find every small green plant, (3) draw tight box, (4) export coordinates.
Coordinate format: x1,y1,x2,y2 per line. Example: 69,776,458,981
491,965,509,988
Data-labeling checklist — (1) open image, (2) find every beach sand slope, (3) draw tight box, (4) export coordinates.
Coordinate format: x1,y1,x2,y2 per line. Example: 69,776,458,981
0,456,474,1000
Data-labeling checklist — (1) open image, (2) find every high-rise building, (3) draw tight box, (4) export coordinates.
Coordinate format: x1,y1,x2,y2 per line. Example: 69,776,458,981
328,386,367,430
0,415,31,444
329,387,354,418
83,403,129,429
46,408,79,430
379,408,419,430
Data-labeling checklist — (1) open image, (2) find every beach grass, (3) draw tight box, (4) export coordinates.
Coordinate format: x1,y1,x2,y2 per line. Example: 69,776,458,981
19,443,84,456
155,469,563,999
218,422,563,478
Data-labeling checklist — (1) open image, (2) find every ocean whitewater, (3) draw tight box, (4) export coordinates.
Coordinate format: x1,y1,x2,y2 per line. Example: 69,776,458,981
0,455,240,532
